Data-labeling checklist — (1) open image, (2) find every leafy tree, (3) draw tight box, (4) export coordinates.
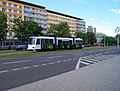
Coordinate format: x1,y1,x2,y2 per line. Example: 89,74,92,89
101,36,117,46
0,11,8,41
12,18,43,44
47,24,57,36
56,22,71,37
76,31,86,44
47,22,71,37
86,32,96,45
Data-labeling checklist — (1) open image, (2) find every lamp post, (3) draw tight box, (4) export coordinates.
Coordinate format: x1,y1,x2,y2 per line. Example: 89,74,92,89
104,36,105,47
115,27,120,46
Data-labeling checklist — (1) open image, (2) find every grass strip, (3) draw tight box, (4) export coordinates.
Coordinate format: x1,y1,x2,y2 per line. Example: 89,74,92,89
0,46,118,59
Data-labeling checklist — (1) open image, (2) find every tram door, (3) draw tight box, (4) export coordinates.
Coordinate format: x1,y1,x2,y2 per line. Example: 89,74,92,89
36,38,41,50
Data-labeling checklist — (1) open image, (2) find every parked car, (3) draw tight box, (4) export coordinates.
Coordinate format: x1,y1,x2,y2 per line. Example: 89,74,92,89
15,45,27,51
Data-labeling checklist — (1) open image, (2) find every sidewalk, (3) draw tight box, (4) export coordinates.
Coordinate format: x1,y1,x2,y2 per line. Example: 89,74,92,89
7,55,120,91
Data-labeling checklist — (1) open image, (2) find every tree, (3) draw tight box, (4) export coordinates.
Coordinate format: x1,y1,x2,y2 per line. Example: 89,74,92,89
76,31,86,44
47,22,71,37
101,36,116,46
56,22,71,37
0,11,7,42
47,24,57,36
86,32,96,45
12,18,43,44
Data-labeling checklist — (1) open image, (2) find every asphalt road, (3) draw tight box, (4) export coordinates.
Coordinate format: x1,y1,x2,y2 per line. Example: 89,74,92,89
0,47,120,90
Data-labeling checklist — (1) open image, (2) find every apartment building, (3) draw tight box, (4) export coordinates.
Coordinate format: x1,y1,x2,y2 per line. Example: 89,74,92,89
0,0,23,39
87,26,96,34
23,2,47,33
76,19,86,33
47,10,83,37
0,0,84,38
0,0,47,39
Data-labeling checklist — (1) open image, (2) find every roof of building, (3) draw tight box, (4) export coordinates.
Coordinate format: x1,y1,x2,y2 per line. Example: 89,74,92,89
8,0,45,9
47,10,83,20
7,0,83,20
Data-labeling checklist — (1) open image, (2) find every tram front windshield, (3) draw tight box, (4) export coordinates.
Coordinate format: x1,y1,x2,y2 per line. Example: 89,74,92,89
29,38,36,45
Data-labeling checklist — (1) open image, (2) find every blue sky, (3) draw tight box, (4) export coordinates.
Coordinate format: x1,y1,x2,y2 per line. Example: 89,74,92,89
25,0,120,36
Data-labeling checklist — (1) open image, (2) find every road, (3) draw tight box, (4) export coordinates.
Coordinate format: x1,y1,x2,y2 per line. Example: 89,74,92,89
0,47,120,90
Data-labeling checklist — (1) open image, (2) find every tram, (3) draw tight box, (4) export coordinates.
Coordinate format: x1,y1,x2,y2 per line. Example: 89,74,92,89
27,36,83,51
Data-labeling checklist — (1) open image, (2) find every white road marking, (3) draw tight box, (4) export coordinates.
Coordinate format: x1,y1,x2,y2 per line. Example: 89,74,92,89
80,61,90,65
0,70,9,74
81,60,96,64
56,61,62,63
63,60,67,62
68,59,72,61
48,62,55,64
12,68,21,71
48,55,63,59
23,66,30,69
32,65,39,67
111,51,115,53
75,58,81,70
73,58,77,60
104,52,110,54
42,63,47,66
2,60,31,65
82,57,99,62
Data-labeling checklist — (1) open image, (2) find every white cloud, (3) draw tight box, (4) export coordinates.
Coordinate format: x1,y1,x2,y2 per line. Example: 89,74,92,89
88,18,95,21
113,0,120,2
110,9,120,14
101,21,111,24
71,0,89,4
95,26,116,36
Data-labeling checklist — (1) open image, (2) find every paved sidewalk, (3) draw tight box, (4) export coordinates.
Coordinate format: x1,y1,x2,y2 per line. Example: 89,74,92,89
7,55,120,91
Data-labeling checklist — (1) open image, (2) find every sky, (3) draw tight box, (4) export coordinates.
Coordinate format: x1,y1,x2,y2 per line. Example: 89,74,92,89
24,0,120,36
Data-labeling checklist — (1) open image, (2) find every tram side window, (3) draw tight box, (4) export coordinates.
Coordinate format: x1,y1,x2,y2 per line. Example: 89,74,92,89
10,42,13,45
6,42,9,46
36,39,40,45
45,39,53,44
0,42,2,46
76,40,79,44
63,41,69,45
69,40,72,45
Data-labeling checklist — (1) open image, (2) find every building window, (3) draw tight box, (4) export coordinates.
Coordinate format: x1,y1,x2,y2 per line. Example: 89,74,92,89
19,5,22,9
19,11,22,14
8,3,12,7
10,20,13,24
2,2,7,6
2,8,7,12
8,15,12,18
14,15,17,19
14,4,17,8
14,10,17,14
8,9,12,13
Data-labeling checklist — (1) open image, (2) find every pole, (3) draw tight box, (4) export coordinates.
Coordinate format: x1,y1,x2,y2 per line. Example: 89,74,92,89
117,35,119,46
8,32,11,50
104,37,105,47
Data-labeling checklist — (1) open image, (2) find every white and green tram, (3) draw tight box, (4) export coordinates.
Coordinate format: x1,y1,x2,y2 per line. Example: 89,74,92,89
27,36,83,51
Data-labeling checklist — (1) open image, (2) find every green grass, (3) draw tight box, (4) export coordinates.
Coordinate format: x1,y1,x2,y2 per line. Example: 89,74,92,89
0,46,118,59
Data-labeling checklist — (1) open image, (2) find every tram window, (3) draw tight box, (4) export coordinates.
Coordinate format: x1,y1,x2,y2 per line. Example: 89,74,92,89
6,42,9,46
49,39,53,43
29,38,35,45
0,42,2,46
10,42,13,45
36,39,40,45
70,40,72,44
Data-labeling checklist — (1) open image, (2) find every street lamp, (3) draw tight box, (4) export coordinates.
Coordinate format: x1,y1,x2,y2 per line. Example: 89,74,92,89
115,27,120,46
